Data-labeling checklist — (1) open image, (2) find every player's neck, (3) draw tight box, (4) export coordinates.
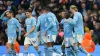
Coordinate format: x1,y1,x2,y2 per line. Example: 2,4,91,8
73,11,76,14
28,15,32,18
73,11,75,13
10,16,14,19
43,13,46,14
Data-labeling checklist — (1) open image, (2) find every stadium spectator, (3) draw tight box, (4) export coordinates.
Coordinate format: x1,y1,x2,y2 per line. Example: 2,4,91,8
90,30,98,45
80,2,87,16
6,0,17,14
0,0,6,15
94,23,100,45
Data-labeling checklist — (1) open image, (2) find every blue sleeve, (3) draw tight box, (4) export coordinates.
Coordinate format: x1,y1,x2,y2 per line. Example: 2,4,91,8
46,16,53,31
32,18,36,27
0,11,6,20
72,14,78,25
67,14,78,25
36,17,41,30
56,19,59,26
15,19,21,37
60,19,64,24
56,19,59,29
66,18,75,25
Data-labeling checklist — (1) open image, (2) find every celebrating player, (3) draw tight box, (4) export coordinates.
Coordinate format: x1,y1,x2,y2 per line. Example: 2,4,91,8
43,7,63,56
36,8,49,56
69,5,92,56
60,10,76,56
0,10,21,56
24,9,42,56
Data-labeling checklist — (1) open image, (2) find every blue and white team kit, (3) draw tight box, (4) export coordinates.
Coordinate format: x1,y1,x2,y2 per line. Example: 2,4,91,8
60,18,75,47
45,12,59,43
0,11,21,44
24,17,38,46
7,18,21,44
37,12,59,44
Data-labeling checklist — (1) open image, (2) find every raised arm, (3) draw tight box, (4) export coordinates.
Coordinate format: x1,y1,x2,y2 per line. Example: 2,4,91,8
0,11,6,20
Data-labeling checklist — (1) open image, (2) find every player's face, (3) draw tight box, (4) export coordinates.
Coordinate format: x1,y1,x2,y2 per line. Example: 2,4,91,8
25,12,31,18
42,10,47,14
18,10,22,14
70,7,75,13
61,12,66,18
6,12,11,18
70,7,76,14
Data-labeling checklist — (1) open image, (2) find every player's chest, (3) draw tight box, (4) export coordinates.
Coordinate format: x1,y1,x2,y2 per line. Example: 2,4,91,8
63,20,69,26
26,19,32,25
7,20,15,25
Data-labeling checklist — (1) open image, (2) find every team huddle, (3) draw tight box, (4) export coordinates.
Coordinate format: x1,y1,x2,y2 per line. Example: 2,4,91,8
0,5,92,56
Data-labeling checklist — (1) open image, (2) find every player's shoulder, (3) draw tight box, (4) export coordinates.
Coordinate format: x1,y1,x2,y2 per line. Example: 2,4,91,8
48,12,55,16
74,12,82,17
31,17,36,19
38,14,46,18
31,17,36,21
47,12,56,19
12,18,18,21
12,18,17,20
11,18,19,24
41,14,46,16
75,12,82,15
61,18,65,22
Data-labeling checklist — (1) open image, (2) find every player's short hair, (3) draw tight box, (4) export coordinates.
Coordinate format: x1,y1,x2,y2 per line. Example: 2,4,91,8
26,9,32,13
61,10,70,19
66,12,70,19
42,6,50,11
70,5,78,11
70,5,77,9
6,10,14,15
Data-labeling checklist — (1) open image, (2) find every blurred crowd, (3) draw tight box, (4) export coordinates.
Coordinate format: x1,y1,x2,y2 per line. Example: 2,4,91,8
0,0,100,45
